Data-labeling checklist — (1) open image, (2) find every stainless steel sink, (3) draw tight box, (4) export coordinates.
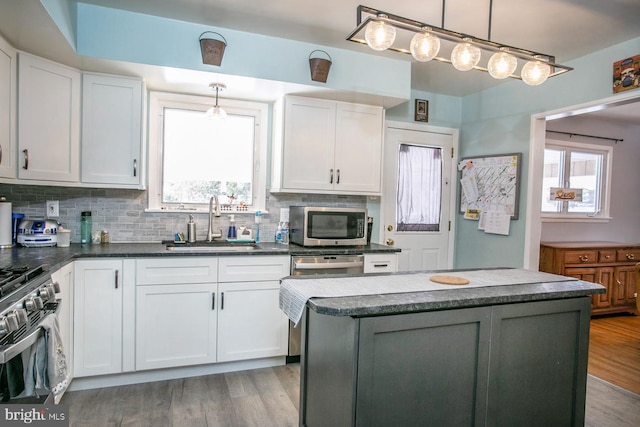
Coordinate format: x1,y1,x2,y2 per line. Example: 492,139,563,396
166,243,257,252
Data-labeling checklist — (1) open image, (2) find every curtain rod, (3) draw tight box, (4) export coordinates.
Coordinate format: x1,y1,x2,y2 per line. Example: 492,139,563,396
546,130,623,143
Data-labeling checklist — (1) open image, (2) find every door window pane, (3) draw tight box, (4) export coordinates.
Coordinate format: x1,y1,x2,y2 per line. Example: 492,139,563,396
397,144,442,232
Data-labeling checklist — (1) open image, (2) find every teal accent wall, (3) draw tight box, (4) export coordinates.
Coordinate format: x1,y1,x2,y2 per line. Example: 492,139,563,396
74,3,411,100
40,0,76,49
455,36,640,268
386,89,462,129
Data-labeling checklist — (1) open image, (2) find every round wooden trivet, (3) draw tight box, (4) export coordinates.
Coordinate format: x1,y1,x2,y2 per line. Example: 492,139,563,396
429,275,470,285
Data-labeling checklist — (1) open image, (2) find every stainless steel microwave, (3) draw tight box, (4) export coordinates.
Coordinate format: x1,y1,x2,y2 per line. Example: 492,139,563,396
289,206,368,246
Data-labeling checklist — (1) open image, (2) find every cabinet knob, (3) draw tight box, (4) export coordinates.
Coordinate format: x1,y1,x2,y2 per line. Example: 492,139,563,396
579,255,589,262
604,255,611,259
387,225,393,232
626,253,635,260
386,238,394,246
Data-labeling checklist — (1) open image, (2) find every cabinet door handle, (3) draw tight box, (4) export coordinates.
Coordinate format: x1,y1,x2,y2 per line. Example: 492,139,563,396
373,264,389,268
221,292,225,310
329,168,333,184
133,159,137,177
22,149,29,170
626,253,635,260
211,293,216,310
0,144,3,165
616,279,622,286
336,168,340,184
115,270,119,289
579,255,589,262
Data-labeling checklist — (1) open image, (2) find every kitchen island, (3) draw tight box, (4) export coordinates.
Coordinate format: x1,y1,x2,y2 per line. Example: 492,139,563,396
280,269,605,427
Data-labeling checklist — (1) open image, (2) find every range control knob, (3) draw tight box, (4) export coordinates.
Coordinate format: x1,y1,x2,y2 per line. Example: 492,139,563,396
38,284,56,301
0,315,19,335
52,281,61,293
24,296,44,311
12,308,28,325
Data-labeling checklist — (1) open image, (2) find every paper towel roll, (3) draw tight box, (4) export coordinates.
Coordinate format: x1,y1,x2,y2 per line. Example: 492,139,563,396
0,201,12,248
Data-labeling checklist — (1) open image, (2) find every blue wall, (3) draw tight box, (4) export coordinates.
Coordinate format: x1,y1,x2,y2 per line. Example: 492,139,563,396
455,36,640,268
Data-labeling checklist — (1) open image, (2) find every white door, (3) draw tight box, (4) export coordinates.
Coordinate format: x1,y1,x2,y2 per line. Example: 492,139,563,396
382,123,457,271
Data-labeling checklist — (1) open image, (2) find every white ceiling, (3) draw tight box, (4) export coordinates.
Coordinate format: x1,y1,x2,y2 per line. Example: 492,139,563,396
1,0,640,123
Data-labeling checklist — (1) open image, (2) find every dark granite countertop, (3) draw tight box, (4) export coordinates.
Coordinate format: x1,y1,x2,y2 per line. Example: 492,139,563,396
0,242,399,273
302,271,605,318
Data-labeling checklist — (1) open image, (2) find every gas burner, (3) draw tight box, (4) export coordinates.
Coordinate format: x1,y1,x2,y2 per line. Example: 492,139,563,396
0,265,46,298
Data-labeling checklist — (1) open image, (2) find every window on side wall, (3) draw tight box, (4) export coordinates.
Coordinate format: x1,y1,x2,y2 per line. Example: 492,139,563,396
541,139,612,222
147,92,268,212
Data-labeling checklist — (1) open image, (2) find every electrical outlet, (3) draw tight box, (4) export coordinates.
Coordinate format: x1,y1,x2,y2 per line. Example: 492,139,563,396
46,200,59,218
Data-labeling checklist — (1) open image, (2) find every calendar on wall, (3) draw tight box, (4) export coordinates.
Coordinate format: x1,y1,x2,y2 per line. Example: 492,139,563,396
458,153,522,220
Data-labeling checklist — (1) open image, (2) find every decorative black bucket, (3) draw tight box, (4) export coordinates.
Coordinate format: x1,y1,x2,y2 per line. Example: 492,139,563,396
309,50,332,83
199,31,227,66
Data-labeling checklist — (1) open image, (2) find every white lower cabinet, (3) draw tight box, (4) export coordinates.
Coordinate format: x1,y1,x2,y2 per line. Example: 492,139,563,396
136,283,218,370
135,256,290,371
73,259,135,378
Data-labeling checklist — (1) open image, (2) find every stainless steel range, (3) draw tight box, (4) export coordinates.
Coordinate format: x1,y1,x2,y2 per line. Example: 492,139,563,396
0,264,64,403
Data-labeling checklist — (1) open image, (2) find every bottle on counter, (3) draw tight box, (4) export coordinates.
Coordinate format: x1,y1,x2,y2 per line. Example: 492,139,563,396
227,215,237,239
275,222,282,244
80,211,92,245
101,230,110,244
187,214,196,242
280,221,289,245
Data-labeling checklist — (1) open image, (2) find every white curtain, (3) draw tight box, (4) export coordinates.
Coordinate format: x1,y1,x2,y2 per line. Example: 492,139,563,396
397,144,442,231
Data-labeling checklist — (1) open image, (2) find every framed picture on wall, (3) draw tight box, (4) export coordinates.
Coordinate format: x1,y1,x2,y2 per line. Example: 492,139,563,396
613,54,640,93
414,99,429,122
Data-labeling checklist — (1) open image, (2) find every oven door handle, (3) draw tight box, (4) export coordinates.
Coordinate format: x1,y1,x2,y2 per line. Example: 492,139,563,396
0,302,61,364
293,260,364,270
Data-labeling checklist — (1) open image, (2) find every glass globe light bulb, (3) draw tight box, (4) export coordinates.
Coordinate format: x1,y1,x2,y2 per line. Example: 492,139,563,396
521,59,551,85
451,40,481,71
410,31,440,62
364,15,396,51
488,50,518,79
206,105,227,119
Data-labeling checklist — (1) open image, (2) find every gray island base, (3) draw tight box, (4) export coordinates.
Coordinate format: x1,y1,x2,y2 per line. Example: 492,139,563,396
283,269,605,427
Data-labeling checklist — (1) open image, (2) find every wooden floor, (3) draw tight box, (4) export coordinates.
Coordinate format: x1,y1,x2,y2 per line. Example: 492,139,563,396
60,316,640,426
588,313,640,395
61,365,300,427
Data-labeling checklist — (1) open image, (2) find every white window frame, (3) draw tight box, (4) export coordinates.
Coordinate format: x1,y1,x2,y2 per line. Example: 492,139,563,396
147,91,268,213
541,139,613,223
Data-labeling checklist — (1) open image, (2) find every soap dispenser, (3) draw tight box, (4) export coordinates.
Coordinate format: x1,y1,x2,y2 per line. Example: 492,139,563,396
227,215,237,239
187,214,196,242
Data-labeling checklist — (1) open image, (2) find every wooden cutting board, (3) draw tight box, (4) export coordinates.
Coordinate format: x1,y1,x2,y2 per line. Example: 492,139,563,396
429,275,470,285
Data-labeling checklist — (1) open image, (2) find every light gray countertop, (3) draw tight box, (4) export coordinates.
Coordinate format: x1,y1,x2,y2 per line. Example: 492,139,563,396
280,269,605,320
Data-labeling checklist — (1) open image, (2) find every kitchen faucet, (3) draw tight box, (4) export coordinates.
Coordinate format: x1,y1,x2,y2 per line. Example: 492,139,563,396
207,195,222,242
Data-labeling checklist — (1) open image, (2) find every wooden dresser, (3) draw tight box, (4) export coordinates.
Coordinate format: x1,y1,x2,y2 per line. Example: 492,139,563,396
539,242,640,315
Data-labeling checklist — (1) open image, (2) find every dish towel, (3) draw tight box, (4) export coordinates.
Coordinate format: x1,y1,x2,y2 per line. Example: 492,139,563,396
20,314,70,398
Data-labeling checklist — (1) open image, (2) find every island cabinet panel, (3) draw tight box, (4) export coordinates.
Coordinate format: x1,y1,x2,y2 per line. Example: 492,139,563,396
539,242,639,315
300,297,592,427
486,298,590,427
355,307,491,427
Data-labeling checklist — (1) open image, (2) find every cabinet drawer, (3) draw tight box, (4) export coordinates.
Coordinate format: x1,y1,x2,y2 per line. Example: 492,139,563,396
563,250,597,265
219,256,290,282
598,250,616,263
364,253,398,274
136,258,218,285
616,249,640,263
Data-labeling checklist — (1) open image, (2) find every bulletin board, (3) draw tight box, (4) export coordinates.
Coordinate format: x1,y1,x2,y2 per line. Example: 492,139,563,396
458,153,522,220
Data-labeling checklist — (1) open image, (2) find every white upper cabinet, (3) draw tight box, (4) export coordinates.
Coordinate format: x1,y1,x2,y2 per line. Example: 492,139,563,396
18,52,80,183
271,95,384,195
0,36,16,180
81,73,145,188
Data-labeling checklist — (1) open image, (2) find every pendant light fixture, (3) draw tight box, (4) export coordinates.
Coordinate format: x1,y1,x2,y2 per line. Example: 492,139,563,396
410,28,441,62
364,14,396,51
488,48,518,79
206,82,227,119
346,4,572,85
